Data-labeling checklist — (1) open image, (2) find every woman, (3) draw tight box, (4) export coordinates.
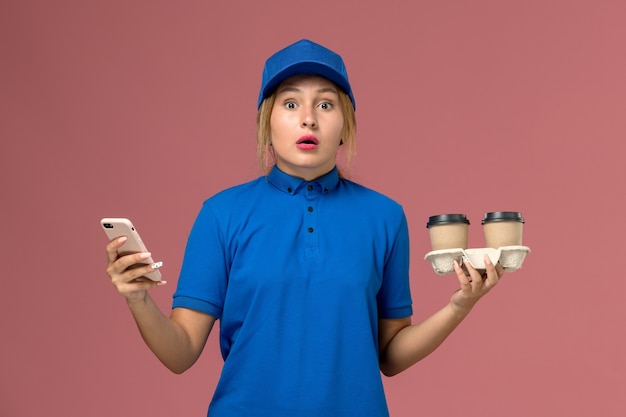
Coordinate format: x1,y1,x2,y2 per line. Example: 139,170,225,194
106,39,503,417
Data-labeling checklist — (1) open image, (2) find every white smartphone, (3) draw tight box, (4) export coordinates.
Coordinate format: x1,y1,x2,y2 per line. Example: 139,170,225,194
100,217,162,281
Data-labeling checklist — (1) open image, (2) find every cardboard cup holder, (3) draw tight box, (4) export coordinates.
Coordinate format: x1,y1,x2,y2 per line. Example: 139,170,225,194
424,245,531,275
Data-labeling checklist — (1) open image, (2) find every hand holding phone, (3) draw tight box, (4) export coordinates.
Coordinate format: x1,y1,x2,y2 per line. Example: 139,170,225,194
101,218,162,281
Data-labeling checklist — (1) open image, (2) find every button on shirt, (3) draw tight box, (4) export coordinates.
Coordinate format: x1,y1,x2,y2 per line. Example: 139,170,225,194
173,165,412,417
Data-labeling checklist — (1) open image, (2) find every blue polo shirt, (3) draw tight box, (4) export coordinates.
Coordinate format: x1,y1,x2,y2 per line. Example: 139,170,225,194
173,165,413,417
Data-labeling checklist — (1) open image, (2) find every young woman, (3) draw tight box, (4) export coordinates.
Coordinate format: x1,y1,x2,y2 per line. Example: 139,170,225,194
106,39,504,417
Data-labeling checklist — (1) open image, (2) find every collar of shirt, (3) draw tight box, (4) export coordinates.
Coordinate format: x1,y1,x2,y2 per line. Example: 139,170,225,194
267,165,340,195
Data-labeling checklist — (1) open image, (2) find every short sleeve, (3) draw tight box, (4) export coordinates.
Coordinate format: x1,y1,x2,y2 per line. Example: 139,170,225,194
377,209,413,319
172,201,229,319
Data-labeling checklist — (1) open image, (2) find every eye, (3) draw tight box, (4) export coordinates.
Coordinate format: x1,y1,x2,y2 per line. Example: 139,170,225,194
285,101,297,109
318,102,333,110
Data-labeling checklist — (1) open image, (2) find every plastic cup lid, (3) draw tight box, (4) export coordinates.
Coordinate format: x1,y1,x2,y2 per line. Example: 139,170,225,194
482,211,525,224
426,214,470,228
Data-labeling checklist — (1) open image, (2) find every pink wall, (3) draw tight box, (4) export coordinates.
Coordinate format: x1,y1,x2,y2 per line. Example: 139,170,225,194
2,1,625,415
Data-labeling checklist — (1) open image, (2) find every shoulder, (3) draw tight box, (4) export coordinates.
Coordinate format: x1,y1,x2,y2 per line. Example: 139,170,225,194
334,179,407,232
203,176,268,207
187,177,271,239
338,178,404,212
187,177,270,227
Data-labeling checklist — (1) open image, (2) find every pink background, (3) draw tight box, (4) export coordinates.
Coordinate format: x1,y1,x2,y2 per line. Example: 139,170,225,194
2,0,625,416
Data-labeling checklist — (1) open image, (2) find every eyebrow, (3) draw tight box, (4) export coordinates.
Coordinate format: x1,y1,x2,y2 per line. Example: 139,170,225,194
276,85,339,95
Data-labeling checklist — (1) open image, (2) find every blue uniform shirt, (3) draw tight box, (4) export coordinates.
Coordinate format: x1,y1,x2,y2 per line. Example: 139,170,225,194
173,166,413,417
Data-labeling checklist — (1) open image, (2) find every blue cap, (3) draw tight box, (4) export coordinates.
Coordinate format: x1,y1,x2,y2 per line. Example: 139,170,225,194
258,39,356,109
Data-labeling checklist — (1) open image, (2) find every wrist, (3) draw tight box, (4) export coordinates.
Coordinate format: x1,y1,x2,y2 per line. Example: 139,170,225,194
126,291,150,308
448,295,475,319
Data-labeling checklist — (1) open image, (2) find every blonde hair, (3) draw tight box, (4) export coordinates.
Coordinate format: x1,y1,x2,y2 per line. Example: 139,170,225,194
256,87,357,176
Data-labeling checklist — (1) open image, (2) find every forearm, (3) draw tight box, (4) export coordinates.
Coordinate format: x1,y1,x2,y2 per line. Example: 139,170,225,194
380,300,472,376
380,255,504,376
126,295,203,374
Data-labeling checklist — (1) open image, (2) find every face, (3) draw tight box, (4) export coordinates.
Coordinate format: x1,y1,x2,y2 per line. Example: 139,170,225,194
269,75,344,180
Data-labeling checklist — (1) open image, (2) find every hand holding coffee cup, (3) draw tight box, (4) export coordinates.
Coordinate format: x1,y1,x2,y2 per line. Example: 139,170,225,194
426,214,470,251
482,211,524,248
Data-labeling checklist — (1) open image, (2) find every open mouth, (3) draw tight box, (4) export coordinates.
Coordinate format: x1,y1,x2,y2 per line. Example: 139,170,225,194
296,135,319,145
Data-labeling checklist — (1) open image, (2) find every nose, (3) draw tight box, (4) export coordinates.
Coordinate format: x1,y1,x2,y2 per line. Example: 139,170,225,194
301,107,317,129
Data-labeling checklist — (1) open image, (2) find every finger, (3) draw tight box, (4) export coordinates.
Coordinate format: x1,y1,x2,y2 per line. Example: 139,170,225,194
483,255,500,287
453,260,472,286
115,278,168,297
118,251,153,271
107,252,154,280
495,262,505,278
127,262,162,281
106,236,127,263
462,257,484,284
111,260,163,284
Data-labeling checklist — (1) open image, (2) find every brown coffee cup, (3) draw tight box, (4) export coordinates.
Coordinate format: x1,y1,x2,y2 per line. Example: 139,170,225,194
426,214,470,250
482,212,524,248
